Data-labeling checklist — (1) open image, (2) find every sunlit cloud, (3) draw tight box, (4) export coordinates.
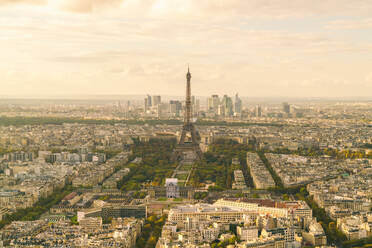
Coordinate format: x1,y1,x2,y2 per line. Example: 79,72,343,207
0,0,371,97
0,0,46,6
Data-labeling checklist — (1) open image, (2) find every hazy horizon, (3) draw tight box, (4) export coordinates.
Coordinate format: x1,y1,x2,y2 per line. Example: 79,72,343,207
1,94,372,102
1,0,372,98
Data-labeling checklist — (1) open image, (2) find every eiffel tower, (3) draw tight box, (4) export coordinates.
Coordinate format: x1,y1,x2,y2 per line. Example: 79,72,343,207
173,67,203,162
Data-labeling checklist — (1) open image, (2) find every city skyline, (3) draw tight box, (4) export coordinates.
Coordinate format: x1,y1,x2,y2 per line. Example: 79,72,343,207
1,0,372,97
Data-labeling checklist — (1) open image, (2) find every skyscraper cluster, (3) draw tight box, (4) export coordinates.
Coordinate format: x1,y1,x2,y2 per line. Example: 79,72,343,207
207,93,242,117
144,94,200,118
282,102,290,114
169,100,182,117
144,95,161,112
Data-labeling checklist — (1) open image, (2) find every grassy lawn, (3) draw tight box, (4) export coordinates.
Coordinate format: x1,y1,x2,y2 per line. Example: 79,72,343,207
176,173,188,181
180,164,193,170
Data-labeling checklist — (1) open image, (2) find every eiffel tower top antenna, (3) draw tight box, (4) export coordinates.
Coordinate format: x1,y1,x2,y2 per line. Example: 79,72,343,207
185,65,192,125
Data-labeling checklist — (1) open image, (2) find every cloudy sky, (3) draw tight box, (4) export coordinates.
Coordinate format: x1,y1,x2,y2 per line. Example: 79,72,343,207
1,0,372,98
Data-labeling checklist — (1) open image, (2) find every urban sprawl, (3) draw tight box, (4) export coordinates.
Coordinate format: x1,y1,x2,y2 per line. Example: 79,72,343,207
0,91,371,248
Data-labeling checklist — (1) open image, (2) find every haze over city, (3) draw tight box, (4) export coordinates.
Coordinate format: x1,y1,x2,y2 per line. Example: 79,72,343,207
0,2,372,248
1,0,372,97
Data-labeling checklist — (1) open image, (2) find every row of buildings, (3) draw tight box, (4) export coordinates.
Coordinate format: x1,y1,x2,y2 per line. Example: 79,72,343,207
247,152,275,189
306,167,372,240
157,198,326,247
0,148,130,218
0,160,74,211
0,217,144,247
232,170,247,190
72,152,130,188
265,153,348,187
102,167,130,189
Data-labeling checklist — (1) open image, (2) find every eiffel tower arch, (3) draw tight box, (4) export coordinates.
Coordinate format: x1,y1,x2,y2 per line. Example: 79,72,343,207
173,67,203,162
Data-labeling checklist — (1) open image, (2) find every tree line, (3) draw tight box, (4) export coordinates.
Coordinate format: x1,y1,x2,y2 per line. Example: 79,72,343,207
135,215,166,248
267,147,372,159
0,116,284,128
190,139,256,190
117,138,177,191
